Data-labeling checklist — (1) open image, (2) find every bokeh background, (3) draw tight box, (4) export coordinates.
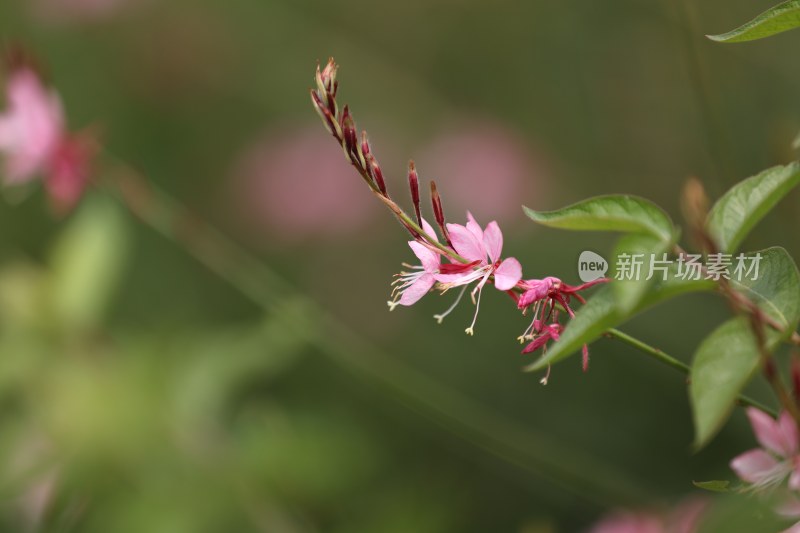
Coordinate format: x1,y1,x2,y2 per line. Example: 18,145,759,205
0,0,799,531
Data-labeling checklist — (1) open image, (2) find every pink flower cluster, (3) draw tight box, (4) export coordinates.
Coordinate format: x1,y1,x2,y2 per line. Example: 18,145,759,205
0,63,91,213
310,57,606,377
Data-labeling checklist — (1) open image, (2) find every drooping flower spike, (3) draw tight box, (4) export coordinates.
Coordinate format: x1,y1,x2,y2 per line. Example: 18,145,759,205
311,57,606,377
0,57,92,213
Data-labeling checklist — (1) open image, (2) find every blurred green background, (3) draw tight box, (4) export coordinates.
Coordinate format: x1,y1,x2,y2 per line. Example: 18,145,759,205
0,0,799,531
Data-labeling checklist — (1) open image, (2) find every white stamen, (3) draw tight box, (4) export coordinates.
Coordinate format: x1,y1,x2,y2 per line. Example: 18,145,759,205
539,365,552,386
433,285,467,324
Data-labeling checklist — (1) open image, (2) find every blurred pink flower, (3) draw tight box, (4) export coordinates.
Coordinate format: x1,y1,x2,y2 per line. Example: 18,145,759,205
588,498,707,533
0,67,91,213
231,126,377,243
416,121,548,222
730,408,800,490
0,68,64,184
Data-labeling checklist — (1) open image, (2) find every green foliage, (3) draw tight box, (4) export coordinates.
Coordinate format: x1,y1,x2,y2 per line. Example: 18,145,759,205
611,233,672,313
706,162,800,253
690,248,800,448
523,195,675,242
707,0,800,43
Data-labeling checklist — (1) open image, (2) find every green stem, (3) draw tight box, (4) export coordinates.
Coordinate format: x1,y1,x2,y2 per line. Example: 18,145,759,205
606,328,777,416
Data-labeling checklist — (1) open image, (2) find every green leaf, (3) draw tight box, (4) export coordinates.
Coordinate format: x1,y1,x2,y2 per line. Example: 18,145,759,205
729,247,800,329
48,196,130,333
690,248,800,449
523,195,674,242
524,272,714,372
707,162,800,253
692,480,731,493
707,0,800,43
611,233,672,313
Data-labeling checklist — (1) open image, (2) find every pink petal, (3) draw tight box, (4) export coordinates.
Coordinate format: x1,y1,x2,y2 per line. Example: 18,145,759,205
730,448,780,484
446,223,486,263
778,411,800,456
0,69,65,184
493,257,522,290
783,523,800,533
420,217,438,242
408,241,440,273
482,220,503,263
748,408,797,458
670,498,709,533
434,268,485,286
790,465,800,492
398,274,436,306
465,211,483,242
517,278,555,307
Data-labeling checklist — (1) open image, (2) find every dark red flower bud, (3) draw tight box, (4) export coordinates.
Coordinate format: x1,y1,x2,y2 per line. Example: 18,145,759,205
361,131,370,157
408,160,421,226
367,154,387,196
430,180,451,246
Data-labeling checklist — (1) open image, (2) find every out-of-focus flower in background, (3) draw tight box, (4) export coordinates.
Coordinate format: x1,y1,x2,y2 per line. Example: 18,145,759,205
416,120,550,224
587,498,707,533
230,126,378,244
0,65,92,213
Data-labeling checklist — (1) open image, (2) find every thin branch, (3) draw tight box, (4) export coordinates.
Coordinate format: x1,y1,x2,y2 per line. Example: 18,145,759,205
606,327,777,417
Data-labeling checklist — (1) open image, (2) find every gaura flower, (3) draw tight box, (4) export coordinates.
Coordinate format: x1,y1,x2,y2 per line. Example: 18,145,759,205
587,498,707,533
434,212,522,335
0,66,91,213
388,218,442,308
516,276,607,372
730,408,800,491
0,68,64,184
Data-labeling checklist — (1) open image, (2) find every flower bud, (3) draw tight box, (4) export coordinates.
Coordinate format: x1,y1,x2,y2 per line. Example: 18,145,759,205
408,160,421,225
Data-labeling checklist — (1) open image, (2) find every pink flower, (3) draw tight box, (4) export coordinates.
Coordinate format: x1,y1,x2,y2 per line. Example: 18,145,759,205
388,218,441,308
230,126,377,243
0,67,90,213
516,276,607,372
434,212,522,334
0,68,64,184
730,408,800,490
587,498,707,533
521,321,562,354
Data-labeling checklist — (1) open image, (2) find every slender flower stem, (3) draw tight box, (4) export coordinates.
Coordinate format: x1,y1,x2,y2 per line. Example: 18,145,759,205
606,327,777,417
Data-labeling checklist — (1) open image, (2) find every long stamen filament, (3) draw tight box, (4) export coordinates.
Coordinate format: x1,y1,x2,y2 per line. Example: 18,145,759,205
433,285,468,324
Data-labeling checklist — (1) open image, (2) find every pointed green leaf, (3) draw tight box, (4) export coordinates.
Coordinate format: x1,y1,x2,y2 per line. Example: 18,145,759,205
612,233,672,313
524,272,714,372
707,0,800,43
690,248,800,449
729,247,800,329
707,162,800,253
692,480,731,493
523,195,674,242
